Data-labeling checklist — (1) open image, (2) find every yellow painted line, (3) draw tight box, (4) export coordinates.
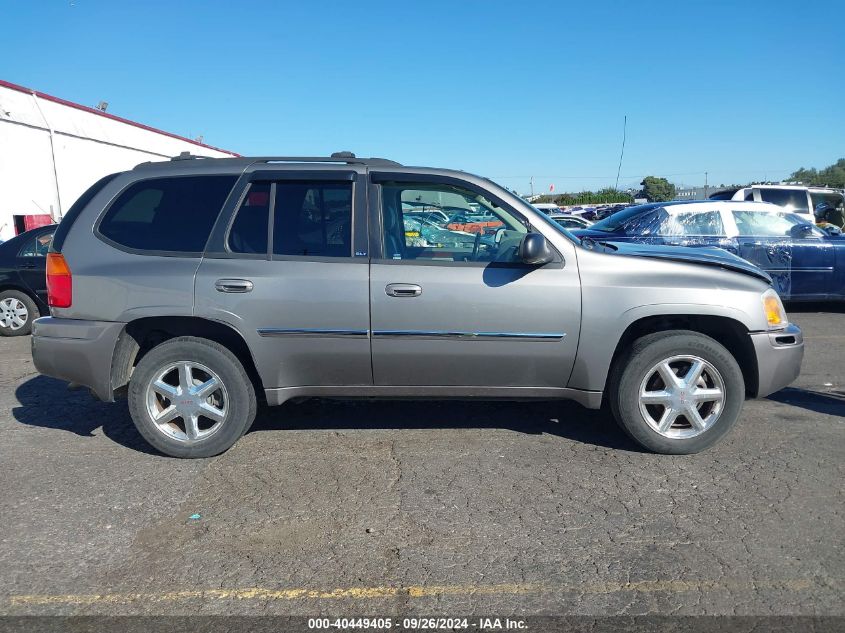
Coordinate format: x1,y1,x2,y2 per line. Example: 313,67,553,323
6,578,821,606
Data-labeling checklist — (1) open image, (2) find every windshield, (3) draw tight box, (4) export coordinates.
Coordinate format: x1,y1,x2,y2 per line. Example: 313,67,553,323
590,204,657,232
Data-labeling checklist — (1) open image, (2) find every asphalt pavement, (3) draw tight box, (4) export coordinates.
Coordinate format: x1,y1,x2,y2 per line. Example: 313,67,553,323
0,307,842,617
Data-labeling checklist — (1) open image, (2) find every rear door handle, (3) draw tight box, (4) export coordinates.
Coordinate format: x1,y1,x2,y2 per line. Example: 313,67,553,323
385,283,422,297
19,262,37,269
215,278,254,293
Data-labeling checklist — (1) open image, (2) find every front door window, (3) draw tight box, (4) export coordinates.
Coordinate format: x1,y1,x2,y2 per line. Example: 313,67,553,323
380,183,527,263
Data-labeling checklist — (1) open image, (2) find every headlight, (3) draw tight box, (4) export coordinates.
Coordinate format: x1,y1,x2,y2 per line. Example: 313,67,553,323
762,288,788,329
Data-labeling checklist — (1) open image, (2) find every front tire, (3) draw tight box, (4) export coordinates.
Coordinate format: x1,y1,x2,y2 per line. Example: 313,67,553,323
128,336,257,458
608,331,745,454
0,290,38,336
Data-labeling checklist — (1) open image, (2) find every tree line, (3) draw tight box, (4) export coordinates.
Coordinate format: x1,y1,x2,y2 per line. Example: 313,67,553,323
531,158,844,206
534,187,633,205
534,179,674,205
789,158,845,188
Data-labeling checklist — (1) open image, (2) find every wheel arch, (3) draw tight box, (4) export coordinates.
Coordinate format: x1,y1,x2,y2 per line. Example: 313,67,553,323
111,316,264,397
605,313,758,397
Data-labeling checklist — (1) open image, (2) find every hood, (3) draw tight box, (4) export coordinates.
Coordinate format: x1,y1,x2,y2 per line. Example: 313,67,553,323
581,237,772,284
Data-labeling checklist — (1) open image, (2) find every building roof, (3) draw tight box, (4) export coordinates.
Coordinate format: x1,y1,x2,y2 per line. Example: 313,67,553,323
0,79,238,156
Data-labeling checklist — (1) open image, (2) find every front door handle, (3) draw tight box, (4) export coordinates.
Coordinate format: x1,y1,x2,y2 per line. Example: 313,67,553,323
385,283,422,297
215,278,254,293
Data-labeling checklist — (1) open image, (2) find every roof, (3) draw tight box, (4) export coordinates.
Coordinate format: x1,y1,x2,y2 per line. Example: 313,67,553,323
0,79,238,156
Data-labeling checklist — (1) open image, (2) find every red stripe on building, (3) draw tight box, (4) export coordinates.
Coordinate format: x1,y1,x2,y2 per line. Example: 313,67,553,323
0,79,239,157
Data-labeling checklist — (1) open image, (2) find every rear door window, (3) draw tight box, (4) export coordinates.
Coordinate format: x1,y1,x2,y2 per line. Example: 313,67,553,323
98,175,237,253
272,182,353,257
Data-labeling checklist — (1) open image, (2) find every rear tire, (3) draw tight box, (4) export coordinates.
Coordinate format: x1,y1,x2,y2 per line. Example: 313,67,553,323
608,330,744,454
128,336,257,458
0,290,38,336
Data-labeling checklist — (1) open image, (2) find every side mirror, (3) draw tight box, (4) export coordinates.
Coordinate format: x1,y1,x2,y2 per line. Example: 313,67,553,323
518,233,555,266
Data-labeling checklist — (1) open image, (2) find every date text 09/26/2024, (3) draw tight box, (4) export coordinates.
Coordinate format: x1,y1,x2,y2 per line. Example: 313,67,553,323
307,617,528,630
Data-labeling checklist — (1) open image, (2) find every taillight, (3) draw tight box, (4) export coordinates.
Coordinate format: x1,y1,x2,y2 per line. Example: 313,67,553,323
46,253,72,308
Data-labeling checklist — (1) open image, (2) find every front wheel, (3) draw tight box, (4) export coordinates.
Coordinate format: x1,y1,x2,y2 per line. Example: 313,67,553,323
128,336,257,458
608,331,745,454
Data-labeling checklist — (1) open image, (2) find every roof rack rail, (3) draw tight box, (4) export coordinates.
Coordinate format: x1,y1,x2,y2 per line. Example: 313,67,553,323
167,150,401,167
171,151,209,161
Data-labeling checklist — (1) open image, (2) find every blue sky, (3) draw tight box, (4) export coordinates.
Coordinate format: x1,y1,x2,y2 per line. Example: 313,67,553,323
4,0,843,194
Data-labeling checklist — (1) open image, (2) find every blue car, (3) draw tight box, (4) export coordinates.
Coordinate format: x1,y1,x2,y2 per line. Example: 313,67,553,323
571,200,845,301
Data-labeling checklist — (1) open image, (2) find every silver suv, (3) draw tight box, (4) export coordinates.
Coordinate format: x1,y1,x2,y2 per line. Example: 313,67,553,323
710,183,844,217
32,153,804,457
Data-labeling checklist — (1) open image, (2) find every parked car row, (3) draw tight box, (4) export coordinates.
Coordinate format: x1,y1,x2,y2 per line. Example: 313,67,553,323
534,203,632,222
548,213,593,230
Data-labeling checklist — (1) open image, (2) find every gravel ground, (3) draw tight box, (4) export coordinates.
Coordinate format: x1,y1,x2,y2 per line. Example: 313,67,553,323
0,307,842,617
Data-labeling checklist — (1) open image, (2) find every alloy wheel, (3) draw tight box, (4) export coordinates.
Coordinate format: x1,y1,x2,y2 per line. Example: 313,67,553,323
638,355,726,439
0,298,28,331
145,361,228,443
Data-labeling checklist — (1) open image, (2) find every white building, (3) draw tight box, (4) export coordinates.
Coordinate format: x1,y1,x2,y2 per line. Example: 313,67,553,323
0,80,237,241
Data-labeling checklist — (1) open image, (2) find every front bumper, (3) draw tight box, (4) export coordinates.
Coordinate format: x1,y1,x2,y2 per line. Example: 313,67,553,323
31,317,124,402
749,323,804,398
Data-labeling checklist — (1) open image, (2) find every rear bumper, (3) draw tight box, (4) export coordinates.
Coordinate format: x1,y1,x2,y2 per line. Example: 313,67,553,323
749,323,804,398
31,317,124,401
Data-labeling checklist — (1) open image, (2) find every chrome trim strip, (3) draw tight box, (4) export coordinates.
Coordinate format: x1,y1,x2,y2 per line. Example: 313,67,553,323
372,330,565,340
257,328,369,338
257,329,566,340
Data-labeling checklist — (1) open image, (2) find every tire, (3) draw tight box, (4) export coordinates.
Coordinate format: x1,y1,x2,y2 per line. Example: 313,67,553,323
608,330,745,454
128,336,257,458
0,290,38,336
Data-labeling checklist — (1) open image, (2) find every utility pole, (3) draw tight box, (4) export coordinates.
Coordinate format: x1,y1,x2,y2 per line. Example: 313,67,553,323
530,176,534,198
615,115,627,191
704,171,708,200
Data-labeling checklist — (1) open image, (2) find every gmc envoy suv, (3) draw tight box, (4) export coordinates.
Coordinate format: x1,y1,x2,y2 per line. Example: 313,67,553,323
31,153,804,457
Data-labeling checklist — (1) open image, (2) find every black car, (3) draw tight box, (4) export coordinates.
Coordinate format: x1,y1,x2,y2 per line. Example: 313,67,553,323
0,224,56,335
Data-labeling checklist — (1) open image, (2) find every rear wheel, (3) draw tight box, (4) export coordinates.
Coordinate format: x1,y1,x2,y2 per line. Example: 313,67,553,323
608,331,745,454
128,336,257,458
0,290,38,336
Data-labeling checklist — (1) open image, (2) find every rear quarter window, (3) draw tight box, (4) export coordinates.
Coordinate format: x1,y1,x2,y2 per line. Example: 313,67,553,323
51,172,119,253
97,175,237,253
18,230,55,257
